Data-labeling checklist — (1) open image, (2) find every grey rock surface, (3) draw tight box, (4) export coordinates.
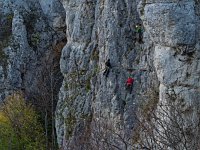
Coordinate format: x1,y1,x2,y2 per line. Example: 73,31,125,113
140,0,200,149
1,0,200,149
56,0,158,149
143,1,196,46
0,0,66,99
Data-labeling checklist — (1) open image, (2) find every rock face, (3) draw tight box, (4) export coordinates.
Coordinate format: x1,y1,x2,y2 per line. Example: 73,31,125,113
56,0,158,149
0,0,66,100
56,0,200,149
142,0,196,46
1,0,200,149
139,0,200,149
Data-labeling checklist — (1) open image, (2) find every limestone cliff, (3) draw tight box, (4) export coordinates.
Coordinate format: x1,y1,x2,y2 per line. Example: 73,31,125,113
138,0,200,149
1,0,200,149
56,0,200,149
56,0,158,149
0,0,66,100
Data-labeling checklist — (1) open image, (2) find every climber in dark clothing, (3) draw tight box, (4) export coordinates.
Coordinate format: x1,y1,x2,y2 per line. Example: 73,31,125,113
126,77,134,94
135,23,143,44
103,59,112,77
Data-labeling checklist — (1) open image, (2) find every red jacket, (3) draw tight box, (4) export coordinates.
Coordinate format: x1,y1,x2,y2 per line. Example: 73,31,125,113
126,77,134,85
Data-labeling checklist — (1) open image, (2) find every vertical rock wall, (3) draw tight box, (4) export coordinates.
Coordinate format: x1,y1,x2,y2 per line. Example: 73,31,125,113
0,0,66,100
140,0,200,149
56,0,158,149
2,0,199,149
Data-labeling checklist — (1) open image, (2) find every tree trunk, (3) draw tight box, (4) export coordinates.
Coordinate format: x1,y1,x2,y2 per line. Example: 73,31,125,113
45,108,48,150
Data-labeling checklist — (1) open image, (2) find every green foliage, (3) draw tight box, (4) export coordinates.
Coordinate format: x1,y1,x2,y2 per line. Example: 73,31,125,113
0,49,8,64
0,13,13,42
64,83,69,90
80,113,93,122
22,11,40,49
92,66,100,77
68,69,89,90
0,113,18,149
65,113,76,140
0,42,9,74
85,66,99,93
91,49,99,60
0,93,46,150
69,71,79,80
0,13,13,68
85,78,91,93
66,94,78,107
30,32,40,46
135,57,140,64
6,14,13,20
80,69,87,75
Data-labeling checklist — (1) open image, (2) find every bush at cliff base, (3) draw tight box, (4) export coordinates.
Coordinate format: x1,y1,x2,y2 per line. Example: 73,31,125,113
0,93,46,150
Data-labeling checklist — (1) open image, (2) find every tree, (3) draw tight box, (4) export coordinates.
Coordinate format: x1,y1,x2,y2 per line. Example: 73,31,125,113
0,92,46,150
133,91,200,150
30,52,63,150
80,90,200,150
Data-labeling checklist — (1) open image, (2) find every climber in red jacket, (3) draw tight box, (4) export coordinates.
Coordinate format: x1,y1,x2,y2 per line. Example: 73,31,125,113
126,77,134,94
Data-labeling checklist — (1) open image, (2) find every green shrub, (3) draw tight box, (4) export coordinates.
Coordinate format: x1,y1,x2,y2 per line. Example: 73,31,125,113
0,49,8,63
85,78,91,93
65,113,76,140
0,93,46,150
91,50,99,60
30,32,40,46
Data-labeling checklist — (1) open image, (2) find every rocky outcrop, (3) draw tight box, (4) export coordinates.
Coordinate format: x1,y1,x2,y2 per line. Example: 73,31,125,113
0,0,66,100
1,0,200,149
56,0,200,149
56,0,158,149
139,0,200,149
